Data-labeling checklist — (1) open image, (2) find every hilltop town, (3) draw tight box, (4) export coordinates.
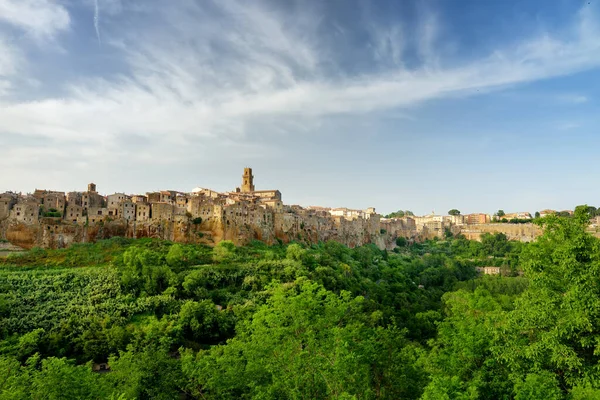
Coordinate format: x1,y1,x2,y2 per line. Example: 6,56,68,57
0,168,565,250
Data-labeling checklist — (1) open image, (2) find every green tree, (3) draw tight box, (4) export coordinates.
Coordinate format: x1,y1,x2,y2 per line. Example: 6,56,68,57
212,240,236,263
513,372,563,400
108,346,184,399
384,210,405,218
448,209,461,216
496,210,505,217
182,279,426,399
396,236,408,247
535,211,541,218
423,288,512,399
501,206,600,391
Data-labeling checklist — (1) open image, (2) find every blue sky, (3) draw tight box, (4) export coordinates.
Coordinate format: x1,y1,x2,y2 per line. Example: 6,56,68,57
1,0,599,215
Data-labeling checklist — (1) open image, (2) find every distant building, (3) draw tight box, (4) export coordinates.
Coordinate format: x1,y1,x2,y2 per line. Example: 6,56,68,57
65,204,83,223
10,199,39,224
465,213,491,224
477,266,501,275
0,193,17,220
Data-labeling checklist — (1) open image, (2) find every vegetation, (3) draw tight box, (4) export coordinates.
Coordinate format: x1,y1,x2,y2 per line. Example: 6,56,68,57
0,208,599,398
384,210,414,218
42,208,62,218
448,209,461,216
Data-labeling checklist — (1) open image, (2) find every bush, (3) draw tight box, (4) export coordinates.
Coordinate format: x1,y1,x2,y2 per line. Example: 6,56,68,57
396,237,408,247
192,217,202,225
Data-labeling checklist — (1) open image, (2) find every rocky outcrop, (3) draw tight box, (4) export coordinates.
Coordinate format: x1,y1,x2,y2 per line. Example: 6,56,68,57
0,211,383,250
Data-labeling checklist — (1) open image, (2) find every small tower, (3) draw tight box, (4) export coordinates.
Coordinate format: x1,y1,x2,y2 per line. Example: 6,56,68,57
88,183,97,193
241,168,255,193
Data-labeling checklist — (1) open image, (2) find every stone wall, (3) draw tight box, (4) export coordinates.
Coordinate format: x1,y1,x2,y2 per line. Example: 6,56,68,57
459,223,541,242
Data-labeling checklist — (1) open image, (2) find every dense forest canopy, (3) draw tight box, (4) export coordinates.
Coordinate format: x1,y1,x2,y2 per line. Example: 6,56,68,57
1,208,599,398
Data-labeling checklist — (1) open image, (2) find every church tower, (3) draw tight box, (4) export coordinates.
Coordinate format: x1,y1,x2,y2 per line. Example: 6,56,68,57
241,168,255,193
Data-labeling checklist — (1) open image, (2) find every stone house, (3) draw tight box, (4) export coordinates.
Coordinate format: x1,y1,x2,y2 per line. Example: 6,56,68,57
107,193,130,209
146,192,161,203
82,192,105,209
136,203,150,221
41,192,66,214
65,204,84,223
465,213,491,225
88,207,109,224
118,201,136,221
66,192,83,206
151,203,175,222
0,193,17,219
131,195,147,204
10,200,39,224
176,194,189,208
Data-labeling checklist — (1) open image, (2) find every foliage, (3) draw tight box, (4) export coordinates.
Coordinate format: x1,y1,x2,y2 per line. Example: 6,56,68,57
384,210,414,218
448,209,461,216
1,216,599,399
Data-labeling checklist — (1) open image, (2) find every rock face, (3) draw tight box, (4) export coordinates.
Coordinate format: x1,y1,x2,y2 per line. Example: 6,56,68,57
0,213,547,252
0,212,383,250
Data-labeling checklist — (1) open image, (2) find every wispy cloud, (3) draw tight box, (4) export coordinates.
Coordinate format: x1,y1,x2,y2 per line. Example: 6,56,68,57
0,36,22,96
557,121,582,130
0,0,70,39
94,0,101,45
557,94,588,104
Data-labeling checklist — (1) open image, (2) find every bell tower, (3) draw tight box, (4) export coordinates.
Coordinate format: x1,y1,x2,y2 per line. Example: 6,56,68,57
241,168,255,193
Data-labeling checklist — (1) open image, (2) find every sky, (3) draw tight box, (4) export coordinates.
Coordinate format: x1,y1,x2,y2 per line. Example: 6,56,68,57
1,0,600,216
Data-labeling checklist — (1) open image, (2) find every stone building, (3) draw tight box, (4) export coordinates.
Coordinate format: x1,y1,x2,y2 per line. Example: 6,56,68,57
131,195,147,204
240,167,255,193
443,215,465,225
151,203,175,221
82,183,105,209
66,192,83,206
41,192,66,214
136,203,150,221
329,207,377,220
88,207,109,224
107,193,130,209
119,201,136,222
10,199,39,224
0,193,17,219
176,194,190,208
65,204,84,223
465,213,491,225
147,191,178,204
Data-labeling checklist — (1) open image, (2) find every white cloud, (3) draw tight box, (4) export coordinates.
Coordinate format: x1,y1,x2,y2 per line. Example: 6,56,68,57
0,35,21,95
557,94,588,104
0,0,70,38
